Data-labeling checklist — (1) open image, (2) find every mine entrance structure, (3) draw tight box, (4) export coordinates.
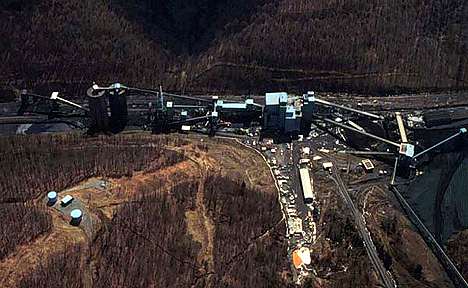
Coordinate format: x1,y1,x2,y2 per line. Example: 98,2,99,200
261,91,466,174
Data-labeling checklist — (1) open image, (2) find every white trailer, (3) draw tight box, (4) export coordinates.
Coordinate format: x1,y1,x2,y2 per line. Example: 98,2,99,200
299,167,314,204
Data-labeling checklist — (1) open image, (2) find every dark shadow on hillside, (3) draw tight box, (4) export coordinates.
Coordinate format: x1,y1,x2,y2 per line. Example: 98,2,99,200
109,0,269,55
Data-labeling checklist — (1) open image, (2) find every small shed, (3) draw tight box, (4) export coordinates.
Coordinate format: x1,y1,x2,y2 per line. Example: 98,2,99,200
361,159,375,172
61,195,74,206
181,125,191,131
323,162,333,170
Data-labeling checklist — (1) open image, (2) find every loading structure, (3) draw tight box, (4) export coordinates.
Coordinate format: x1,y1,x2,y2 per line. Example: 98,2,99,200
89,83,263,136
52,83,261,136
8,83,263,136
7,85,467,172
4,90,89,128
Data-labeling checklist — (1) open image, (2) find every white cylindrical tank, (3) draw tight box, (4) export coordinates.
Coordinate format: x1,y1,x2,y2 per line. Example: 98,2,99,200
70,209,83,220
70,209,83,226
47,191,57,205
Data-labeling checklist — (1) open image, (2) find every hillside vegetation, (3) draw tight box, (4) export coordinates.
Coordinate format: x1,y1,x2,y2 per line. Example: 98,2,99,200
0,134,293,287
0,0,466,95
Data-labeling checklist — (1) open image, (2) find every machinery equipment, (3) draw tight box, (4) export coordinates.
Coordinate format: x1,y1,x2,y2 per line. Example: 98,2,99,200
7,83,263,136
4,85,466,173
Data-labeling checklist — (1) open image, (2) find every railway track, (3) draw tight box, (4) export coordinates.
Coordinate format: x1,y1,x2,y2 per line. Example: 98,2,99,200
329,160,397,288
391,186,468,288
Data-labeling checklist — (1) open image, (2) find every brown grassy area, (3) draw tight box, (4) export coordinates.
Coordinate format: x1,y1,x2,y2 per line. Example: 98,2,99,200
447,229,468,280
0,133,187,287
0,203,51,260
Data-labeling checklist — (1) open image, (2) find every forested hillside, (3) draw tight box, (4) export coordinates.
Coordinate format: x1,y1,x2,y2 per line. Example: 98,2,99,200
0,0,466,95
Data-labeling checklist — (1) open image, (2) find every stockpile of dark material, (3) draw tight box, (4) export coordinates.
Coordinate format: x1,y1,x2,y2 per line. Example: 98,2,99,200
398,145,468,244
1,0,466,95
423,108,468,128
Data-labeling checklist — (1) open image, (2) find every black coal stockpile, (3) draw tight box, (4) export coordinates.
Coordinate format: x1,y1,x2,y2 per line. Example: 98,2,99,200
399,146,468,244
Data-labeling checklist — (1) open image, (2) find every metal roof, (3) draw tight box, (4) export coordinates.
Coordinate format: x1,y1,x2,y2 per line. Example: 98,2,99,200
265,92,287,106
362,159,375,170
220,103,247,109
299,167,314,201
285,105,297,119
61,195,74,204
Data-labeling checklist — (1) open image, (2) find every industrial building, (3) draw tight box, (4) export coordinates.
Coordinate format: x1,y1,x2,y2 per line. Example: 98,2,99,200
299,167,314,204
261,91,318,139
323,162,333,171
262,92,302,137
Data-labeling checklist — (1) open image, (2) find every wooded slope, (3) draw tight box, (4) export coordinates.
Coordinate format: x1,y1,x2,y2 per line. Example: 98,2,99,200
0,0,466,95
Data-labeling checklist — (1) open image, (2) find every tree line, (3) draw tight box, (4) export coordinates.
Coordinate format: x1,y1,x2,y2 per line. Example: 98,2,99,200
0,133,185,202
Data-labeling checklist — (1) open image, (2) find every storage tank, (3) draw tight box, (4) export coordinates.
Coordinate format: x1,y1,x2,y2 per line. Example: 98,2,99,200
47,191,57,205
70,209,83,226
108,87,128,133
86,87,109,133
